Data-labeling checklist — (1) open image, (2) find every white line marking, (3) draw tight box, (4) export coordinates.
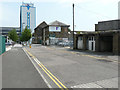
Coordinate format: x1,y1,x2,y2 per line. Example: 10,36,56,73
23,48,52,88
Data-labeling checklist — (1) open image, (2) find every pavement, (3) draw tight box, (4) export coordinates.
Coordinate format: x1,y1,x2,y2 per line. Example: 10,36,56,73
6,45,12,51
25,44,118,88
2,44,48,88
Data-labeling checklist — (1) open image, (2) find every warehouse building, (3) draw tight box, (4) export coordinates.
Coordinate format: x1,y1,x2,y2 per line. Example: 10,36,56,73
33,20,70,45
74,19,120,55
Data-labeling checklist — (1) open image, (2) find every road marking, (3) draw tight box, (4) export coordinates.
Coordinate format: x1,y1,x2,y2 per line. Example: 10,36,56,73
78,54,119,63
81,55,119,63
23,48,52,88
24,48,68,90
46,47,54,50
41,46,119,63
35,58,67,89
33,58,63,89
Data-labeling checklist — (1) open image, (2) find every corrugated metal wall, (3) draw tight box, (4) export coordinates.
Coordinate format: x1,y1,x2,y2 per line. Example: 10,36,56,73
0,35,6,55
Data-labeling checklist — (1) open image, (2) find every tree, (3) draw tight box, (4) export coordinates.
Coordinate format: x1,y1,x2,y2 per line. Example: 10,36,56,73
20,26,32,42
8,29,18,42
68,28,71,32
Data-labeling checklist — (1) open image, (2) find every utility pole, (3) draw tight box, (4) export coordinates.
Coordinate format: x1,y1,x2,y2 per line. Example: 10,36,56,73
73,3,74,49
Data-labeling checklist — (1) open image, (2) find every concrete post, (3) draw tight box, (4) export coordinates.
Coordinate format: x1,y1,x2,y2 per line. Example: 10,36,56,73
113,32,120,55
73,34,77,49
95,34,100,52
83,35,87,50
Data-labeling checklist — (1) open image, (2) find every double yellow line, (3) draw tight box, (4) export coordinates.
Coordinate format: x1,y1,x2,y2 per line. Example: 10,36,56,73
24,48,68,90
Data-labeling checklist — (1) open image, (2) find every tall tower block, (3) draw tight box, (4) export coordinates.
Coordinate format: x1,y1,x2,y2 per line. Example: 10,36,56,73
20,2,36,33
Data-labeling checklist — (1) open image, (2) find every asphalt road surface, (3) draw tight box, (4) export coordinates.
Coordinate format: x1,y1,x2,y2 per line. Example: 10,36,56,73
25,44,118,88
2,44,119,89
2,45,48,88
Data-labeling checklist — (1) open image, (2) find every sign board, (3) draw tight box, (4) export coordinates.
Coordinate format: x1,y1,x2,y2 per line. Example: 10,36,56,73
49,26,61,32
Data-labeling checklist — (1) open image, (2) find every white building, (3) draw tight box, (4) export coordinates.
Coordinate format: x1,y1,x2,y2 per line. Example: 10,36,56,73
20,2,36,33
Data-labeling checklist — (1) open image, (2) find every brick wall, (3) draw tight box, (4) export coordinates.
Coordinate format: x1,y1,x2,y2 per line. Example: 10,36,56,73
95,20,120,31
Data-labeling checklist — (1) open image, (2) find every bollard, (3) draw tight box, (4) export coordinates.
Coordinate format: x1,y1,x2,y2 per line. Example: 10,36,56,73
29,44,31,48
29,45,31,48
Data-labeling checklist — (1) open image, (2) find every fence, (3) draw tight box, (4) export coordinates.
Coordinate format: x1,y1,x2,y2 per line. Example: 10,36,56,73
0,35,6,55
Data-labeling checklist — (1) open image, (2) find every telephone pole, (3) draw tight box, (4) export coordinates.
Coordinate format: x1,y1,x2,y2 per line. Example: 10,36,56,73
73,3,74,49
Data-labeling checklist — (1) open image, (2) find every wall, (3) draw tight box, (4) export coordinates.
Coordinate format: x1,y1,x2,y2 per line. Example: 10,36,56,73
96,20,120,31
96,35,113,52
33,22,47,44
49,26,69,38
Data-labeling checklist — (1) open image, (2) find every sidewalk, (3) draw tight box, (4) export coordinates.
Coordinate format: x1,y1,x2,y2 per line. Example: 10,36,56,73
2,46,48,88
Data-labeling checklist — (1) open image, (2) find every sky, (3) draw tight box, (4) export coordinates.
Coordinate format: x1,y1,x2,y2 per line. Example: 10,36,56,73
0,0,119,31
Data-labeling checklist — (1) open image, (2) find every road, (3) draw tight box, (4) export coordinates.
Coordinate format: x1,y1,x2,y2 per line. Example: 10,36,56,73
24,44,118,88
2,45,48,88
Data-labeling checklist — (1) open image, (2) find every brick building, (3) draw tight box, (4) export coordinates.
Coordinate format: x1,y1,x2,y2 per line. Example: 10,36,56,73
32,21,47,44
33,20,70,45
74,19,120,55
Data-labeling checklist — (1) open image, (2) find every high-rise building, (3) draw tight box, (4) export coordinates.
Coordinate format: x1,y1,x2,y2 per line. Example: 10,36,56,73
118,1,120,19
20,2,36,33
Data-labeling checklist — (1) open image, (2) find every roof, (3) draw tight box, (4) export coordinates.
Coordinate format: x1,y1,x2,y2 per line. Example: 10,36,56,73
35,21,48,30
49,20,70,27
76,30,120,36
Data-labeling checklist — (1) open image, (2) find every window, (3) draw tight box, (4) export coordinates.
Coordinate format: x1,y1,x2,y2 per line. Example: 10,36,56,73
27,12,30,29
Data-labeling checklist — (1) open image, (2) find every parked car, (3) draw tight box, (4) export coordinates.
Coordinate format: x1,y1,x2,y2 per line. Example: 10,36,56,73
57,41,69,47
5,43,11,46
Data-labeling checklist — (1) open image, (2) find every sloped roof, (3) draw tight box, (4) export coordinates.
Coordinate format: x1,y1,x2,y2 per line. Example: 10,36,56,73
35,21,48,30
49,20,70,27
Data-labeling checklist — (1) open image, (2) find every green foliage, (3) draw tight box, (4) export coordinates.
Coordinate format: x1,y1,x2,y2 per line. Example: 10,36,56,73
77,31,81,34
8,29,18,42
20,26,32,42
68,28,71,32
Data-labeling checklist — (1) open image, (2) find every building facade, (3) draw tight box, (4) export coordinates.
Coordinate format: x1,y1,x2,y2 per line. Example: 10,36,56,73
32,21,48,44
74,20,120,55
33,20,70,45
20,2,36,33
0,27,20,43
